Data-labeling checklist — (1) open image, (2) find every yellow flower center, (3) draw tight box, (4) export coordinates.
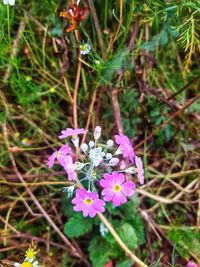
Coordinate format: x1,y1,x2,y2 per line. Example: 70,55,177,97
26,248,35,259
80,44,87,51
84,198,92,205
113,184,121,192
20,263,32,267
56,151,59,157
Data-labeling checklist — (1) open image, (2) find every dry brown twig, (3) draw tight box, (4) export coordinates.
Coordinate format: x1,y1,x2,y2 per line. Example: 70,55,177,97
2,123,90,267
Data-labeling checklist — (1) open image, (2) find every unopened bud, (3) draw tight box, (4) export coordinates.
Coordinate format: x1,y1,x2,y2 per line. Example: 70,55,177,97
89,141,95,147
80,143,88,152
109,158,119,166
106,153,112,160
107,140,114,147
94,126,102,140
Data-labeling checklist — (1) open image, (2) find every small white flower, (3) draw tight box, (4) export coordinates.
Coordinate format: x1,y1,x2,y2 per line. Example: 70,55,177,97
101,152,106,157
89,147,103,166
3,0,15,5
95,60,101,65
89,141,95,148
94,126,101,140
100,222,108,237
124,166,137,174
75,162,85,170
114,147,122,155
25,257,34,262
106,153,112,160
80,143,88,152
109,158,119,166
80,43,91,55
71,136,79,148
63,186,75,198
107,140,114,147
14,260,39,267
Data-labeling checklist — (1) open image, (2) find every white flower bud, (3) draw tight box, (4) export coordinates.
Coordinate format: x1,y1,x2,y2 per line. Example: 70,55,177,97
115,147,122,155
124,167,136,174
94,126,102,140
101,152,106,157
75,162,85,170
89,141,95,147
109,158,119,166
107,140,114,147
106,153,112,160
71,137,79,148
80,143,88,152
63,185,75,198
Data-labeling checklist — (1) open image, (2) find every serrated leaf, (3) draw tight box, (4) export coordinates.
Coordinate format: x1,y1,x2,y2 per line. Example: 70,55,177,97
118,223,138,250
64,213,93,238
89,237,111,267
105,222,138,255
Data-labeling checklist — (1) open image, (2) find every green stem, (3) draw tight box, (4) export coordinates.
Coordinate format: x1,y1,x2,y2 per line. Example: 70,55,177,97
7,5,11,48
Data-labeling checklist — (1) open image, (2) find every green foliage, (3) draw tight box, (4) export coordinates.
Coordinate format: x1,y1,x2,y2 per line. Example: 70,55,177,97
106,222,138,251
101,48,129,84
168,228,200,259
116,259,132,267
64,213,93,238
88,237,111,267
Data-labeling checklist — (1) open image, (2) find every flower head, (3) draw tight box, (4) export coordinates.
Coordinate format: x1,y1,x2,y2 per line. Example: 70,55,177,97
186,261,198,267
25,245,36,262
89,147,103,166
47,144,72,168
14,261,39,267
135,156,144,185
72,188,105,217
3,0,15,5
58,128,86,139
59,1,88,32
80,43,91,55
63,155,77,180
100,172,135,207
115,134,135,164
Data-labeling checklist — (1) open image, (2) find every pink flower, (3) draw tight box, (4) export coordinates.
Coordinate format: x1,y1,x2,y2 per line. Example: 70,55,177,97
72,189,105,217
63,155,77,180
100,172,135,207
186,261,198,267
115,134,135,164
59,128,86,139
47,144,72,168
135,156,144,185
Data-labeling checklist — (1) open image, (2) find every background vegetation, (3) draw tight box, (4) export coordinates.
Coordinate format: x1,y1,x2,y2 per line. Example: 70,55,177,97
0,0,200,266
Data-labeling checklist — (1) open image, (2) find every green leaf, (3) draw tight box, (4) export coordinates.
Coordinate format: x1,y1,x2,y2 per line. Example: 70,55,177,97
168,229,200,259
160,28,168,46
118,223,138,250
101,48,128,84
64,213,93,238
139,36,159,51
106,222,138,255
116,259,132,267
89,237,111,267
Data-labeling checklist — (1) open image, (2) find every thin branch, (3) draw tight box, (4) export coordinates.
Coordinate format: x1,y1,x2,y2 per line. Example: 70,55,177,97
98,213,148,267
135,93,200,150
2,123,90,267
87,0,106,60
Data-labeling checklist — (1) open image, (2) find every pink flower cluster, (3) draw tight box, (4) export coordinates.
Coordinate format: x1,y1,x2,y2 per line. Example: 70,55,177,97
186,261,197,267
47,128,85,180
47,127,145,218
